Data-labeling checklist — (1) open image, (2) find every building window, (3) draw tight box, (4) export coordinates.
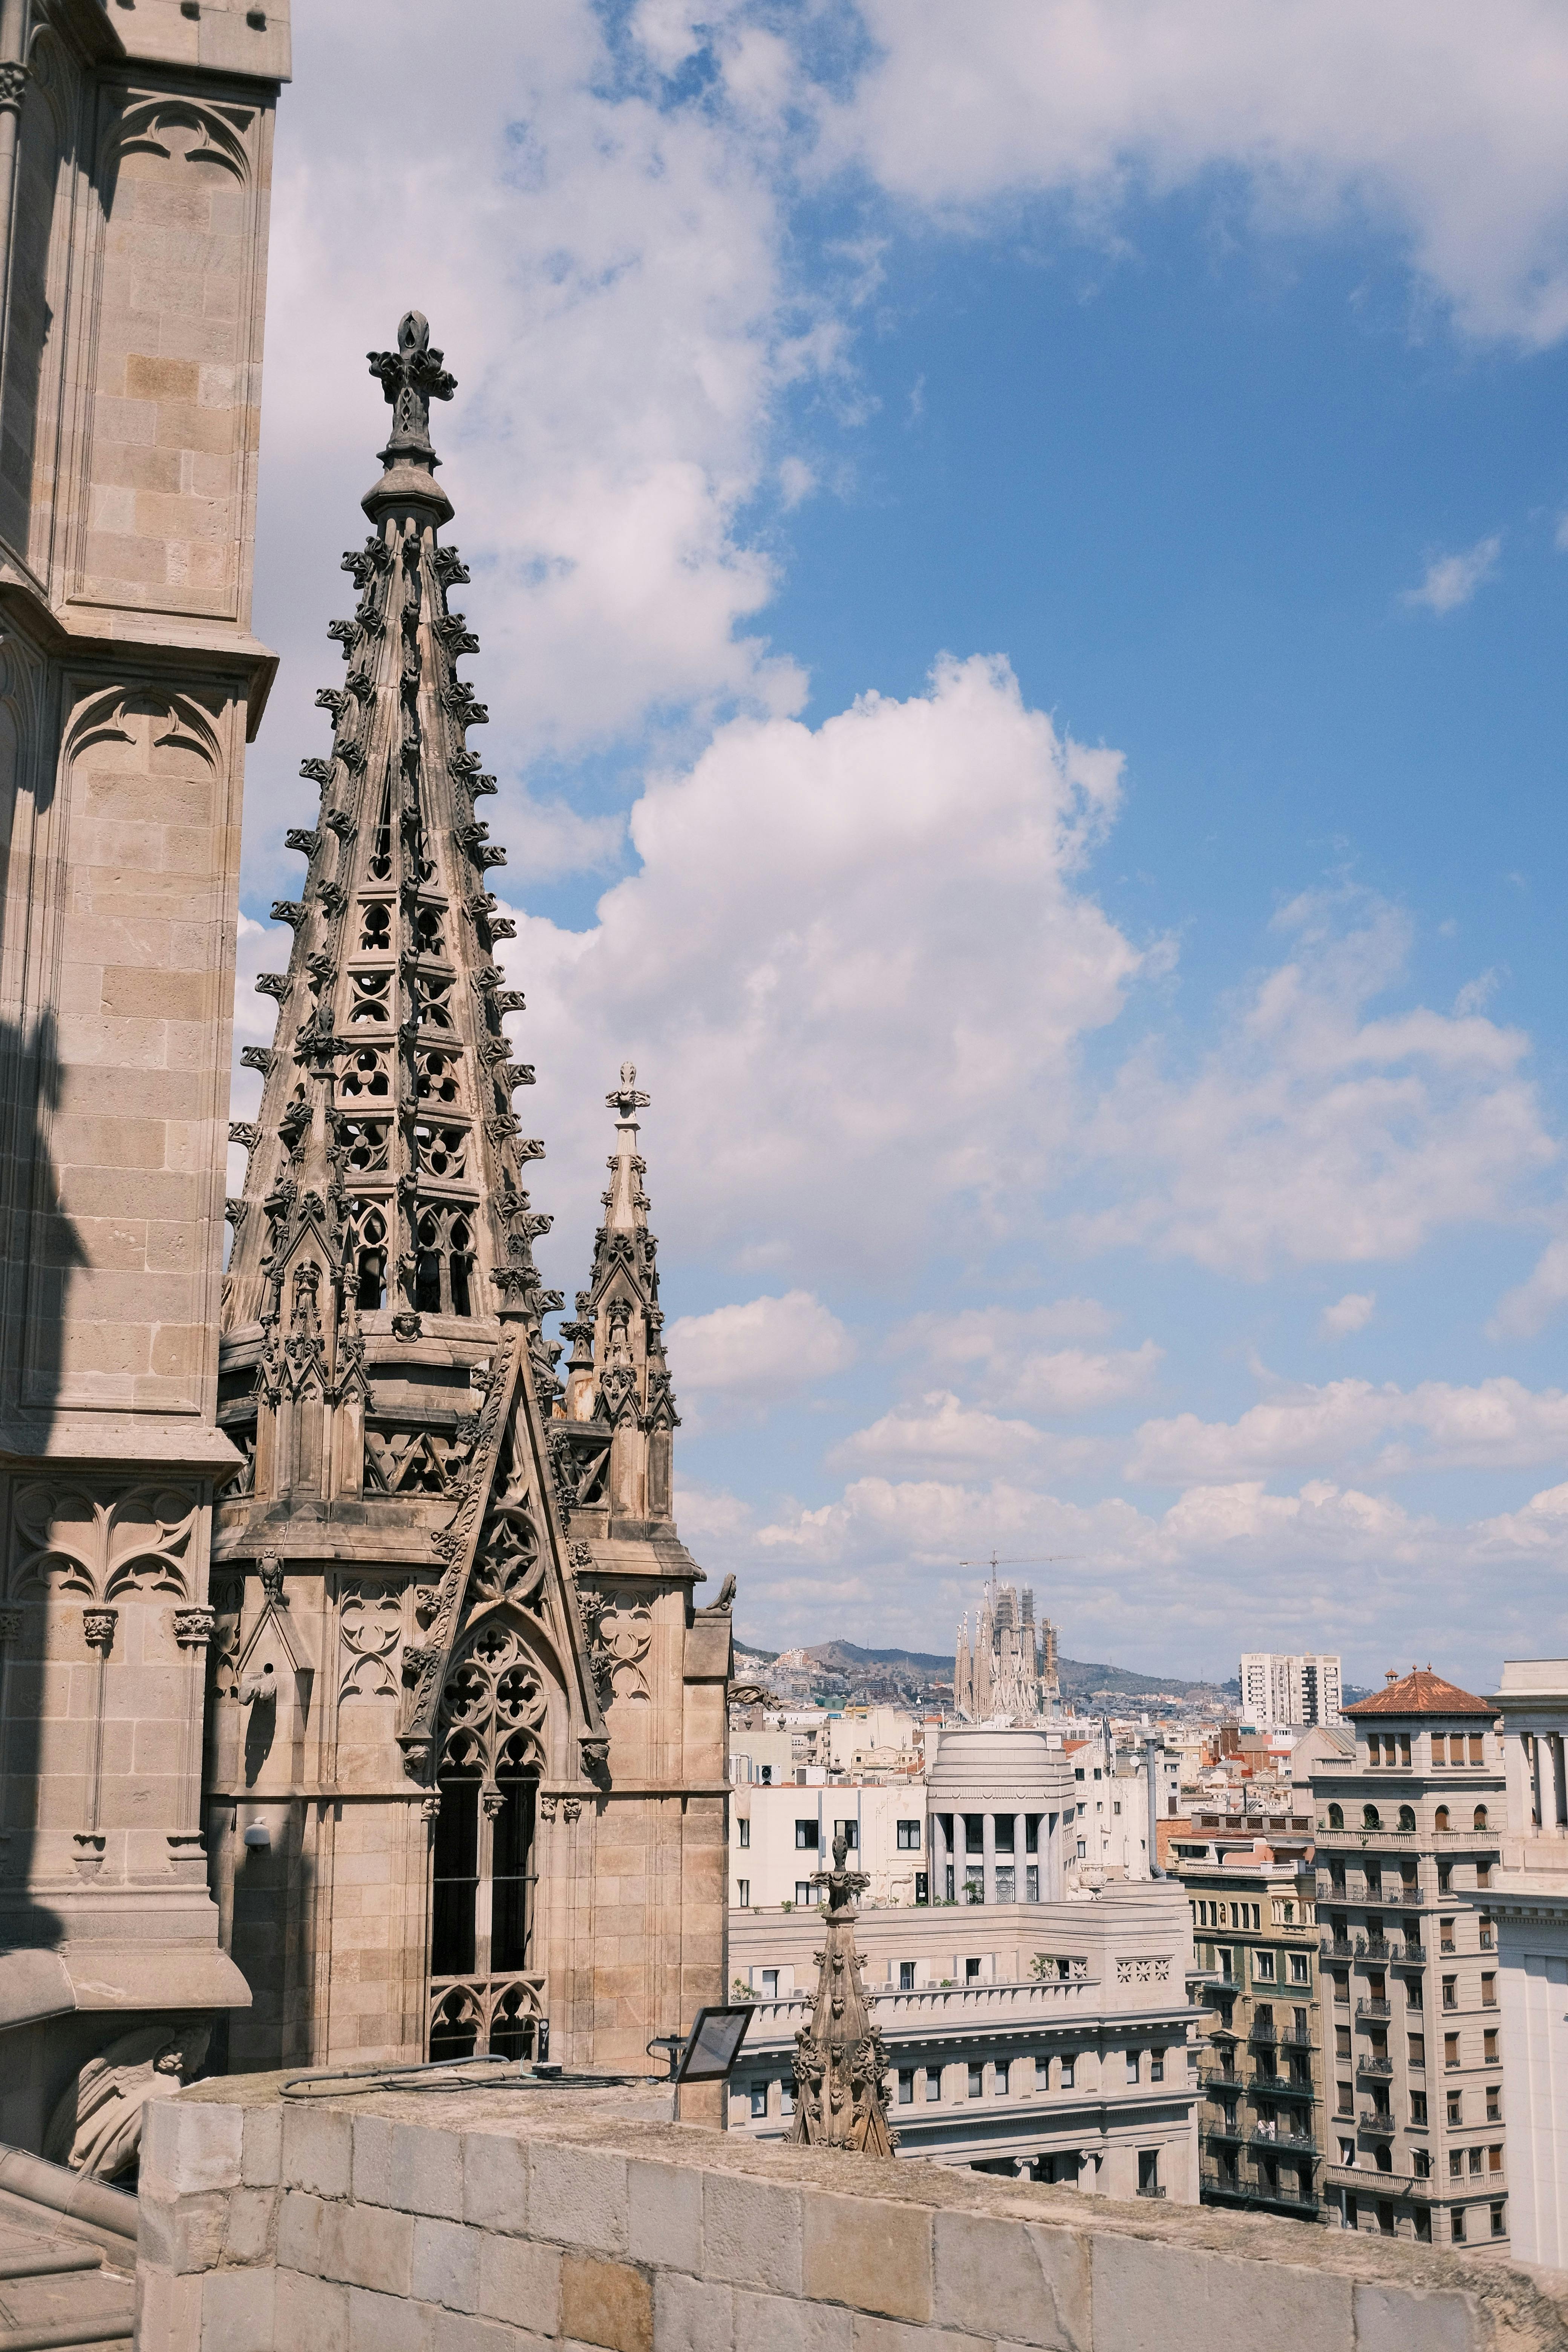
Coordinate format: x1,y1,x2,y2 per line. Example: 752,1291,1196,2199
1438,1860,1453,1893
794,1882,813,1906
899,1960,916,1991
760,1969,779,1998
1415,2209,1432,2243
1439,1919,1456,1953
965,1957,982,1984
1468,2146,1484,2177
1469,1734,1484,1764
1337,2081,1353,2116
1444,2034,1459,2069
737,1879,750,1908
1473,1804,1488,1830
795,1821,818,1850
1409,2034,1425,2067
1491,2202,1507,2238
995,2062,1010,2095
1448,2094,1463,2127
1289,1952,1309,1985
1137,2150,1160,2197
1125,2052,1139,2083
1451,2211,1467,2245
1333,1972,1349,2006
1363,1805,1381,1830
925,2071,941,2103
1398,1805,1416,1831
1076,1838,1087,1859
1487,2085,1502,2122
897,2070,914,2106
1328,1804,1344,1829
1151,2049,1165,2082
968,2063,984,2099
780,2083,795,2116
833,1821,859,1851
1410,2092,1427,2125
1478,1911,1494,1948
1413,2149,1430,2179
1476,1860,1493,1890
737,1818,750,1848
1483,2029,1498,2064
1481,1973,1497,2008
1435,1805,1450,1832
1442,1977,1458,2009
749,2084,767,2118
897,1820,921,1850
1488,2145,1504,2174
1060,2057,1075,2089
1254,1949,1276,1983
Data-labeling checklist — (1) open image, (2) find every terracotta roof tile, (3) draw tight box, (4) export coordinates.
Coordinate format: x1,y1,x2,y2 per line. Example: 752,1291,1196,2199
1343,1667,1493,1720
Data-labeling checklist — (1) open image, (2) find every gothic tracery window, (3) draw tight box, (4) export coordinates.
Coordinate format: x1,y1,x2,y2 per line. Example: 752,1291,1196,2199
428,1621,547,2061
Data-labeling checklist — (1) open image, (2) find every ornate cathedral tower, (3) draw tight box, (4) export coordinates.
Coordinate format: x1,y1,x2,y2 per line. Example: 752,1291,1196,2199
210,315,730,2073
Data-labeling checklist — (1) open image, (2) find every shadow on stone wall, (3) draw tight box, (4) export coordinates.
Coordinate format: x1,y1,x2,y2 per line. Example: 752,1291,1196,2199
0,1010,83,1955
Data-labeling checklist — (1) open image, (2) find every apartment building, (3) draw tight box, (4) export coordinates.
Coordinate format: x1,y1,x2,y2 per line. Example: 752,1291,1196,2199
1241,1652,1345,1729
1170,1825,1322,2222
1311,1669,1507,2250
729,1884,1202,2197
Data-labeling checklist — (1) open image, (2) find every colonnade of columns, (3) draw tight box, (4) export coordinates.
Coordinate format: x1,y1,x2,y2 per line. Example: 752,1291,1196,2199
929,1810,1062,1903
1522,1730,1568,1833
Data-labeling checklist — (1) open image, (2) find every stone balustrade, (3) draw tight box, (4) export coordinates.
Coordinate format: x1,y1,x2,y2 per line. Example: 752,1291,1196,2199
133,2071,1568,2351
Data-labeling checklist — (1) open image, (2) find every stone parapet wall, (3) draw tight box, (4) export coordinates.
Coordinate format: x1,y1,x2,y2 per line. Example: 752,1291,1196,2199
135,2073,1568,2351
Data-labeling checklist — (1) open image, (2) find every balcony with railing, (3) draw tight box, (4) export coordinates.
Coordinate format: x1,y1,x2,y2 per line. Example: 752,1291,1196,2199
1250,2018,1313,2047
1359,2110,1395,2136
1200,2164,1321,2217
1250,2072,1315,2100
1357,2055,1394,2078
1202,2118,1246,2145
1249,2125,1319,2158
1356,1998,1392,2020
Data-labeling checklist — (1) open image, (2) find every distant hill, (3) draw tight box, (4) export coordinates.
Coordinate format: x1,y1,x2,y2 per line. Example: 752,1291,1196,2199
735,1634,1238,1705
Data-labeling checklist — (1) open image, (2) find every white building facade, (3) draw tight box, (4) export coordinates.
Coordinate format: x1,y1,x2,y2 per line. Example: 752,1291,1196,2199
729,1883,1201,2199
1491,1659,1568,2269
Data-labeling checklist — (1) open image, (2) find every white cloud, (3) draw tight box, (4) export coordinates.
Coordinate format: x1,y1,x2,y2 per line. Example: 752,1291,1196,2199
1402,534,1502,614
1490,1233,1568,1340
512,654,1138,1282
1320,1291,1376,1338
827,1392,1105,1481
1078,890,1555,1277
827,3,1568,347
1454,970,1501,1017
888,1305,1159,1416
1127,1374,1568,1484
667,1290,853,1418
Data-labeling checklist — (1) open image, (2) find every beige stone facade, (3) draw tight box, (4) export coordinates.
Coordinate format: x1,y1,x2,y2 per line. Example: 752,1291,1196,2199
0,0,286,2152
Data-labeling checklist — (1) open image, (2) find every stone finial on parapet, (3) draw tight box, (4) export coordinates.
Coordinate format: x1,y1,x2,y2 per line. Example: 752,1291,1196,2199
787,1830,896,2157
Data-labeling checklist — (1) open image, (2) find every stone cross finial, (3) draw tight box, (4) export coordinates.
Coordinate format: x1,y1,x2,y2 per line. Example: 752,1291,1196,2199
367,312,456,460
606,1062,650,1121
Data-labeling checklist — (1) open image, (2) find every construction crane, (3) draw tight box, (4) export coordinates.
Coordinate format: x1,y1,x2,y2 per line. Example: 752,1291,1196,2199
957,1552,1077,1572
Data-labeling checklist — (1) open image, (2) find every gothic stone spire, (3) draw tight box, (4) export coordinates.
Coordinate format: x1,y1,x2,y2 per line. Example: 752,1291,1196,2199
216,309,605,1780
554,1063,679,1529
788,1831,896,2156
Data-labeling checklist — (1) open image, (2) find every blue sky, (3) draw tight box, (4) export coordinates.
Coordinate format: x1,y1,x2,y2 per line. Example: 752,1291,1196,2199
237,0,1568,1687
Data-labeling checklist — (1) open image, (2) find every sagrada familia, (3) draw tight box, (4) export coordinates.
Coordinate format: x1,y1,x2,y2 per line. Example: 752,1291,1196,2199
0,0,728,2161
